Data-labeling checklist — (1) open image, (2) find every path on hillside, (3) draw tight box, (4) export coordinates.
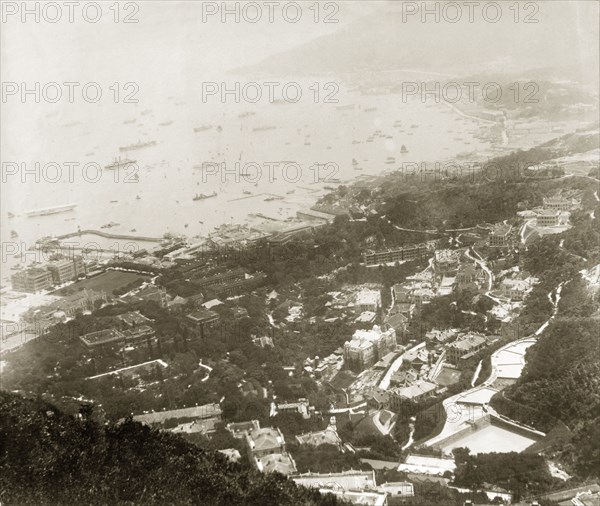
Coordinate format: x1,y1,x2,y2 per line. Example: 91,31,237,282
465,247,494,292
198,361,213,382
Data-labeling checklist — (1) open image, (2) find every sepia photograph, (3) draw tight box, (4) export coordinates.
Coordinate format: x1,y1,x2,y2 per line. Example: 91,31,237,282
1,1,599,504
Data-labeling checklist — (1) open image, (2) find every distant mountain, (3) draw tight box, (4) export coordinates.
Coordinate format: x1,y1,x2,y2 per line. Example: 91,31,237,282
240,3,599,81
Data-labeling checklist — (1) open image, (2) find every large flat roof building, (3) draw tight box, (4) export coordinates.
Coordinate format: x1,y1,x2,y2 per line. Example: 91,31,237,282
363,243,428,266
355,289,382,314
79,329,125,348
46,256,85,284
11,267,53,293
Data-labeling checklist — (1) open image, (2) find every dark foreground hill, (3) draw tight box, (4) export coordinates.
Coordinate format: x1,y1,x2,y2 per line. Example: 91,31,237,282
0,392,342,506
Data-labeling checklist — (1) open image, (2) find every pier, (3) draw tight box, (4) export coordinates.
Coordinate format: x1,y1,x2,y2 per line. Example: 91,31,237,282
54,229,163,243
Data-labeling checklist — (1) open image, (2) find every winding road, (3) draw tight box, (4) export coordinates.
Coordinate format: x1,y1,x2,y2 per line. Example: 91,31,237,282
421,282,564,452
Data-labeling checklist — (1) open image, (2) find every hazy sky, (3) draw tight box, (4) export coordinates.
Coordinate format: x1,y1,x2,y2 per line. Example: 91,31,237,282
3,1,597,90
2,2,373,81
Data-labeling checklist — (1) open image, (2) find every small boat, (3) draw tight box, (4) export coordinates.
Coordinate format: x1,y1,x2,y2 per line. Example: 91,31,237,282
110,200,118,203
193,192,217,201
119,141,156,152
194,125,213,132
130,228,136,232
11,230,18,238
243,190,252,195
400,145,408,153
158,121,173,127
123,118,136,124
7,212,15,219
105,158,137,170
136,195,141,200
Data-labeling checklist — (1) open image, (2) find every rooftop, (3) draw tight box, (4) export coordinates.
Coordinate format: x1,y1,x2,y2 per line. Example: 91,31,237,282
318,489,387,506
394,380,437,400
227,420,260,437
117,311,152,327
296,429,341,447
133,403,222,425
79,328,124,347
449,333,487,351
398,454,456,476
355,289,381,306
256,452,297,475
536,209,561,217
186,308,219,324
491,223,512,236
346,326,394,350
292,470,376,490
247,426,285,452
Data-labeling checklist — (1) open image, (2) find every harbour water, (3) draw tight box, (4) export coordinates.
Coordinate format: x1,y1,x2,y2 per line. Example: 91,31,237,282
2,86,494,254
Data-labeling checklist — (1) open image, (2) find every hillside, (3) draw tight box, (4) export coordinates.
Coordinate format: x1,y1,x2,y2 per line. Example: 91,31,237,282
239,3,599,79
0,392,342,506
490,270,600,479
